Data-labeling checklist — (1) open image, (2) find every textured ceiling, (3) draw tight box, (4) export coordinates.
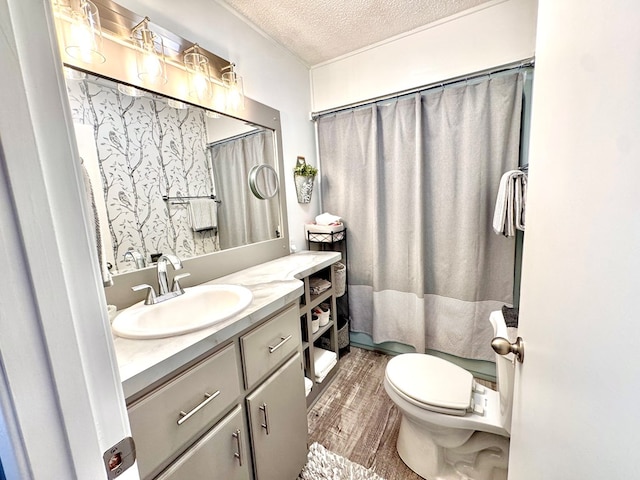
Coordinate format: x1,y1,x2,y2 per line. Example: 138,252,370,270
218,0,495,66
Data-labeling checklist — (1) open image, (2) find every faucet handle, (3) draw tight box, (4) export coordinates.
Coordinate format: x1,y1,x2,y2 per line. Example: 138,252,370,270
172,273,191,294
132,284,157,305
158,254,183,270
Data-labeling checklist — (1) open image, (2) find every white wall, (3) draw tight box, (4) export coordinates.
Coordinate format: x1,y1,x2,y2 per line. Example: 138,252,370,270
118,0,321,250
310,0,537,112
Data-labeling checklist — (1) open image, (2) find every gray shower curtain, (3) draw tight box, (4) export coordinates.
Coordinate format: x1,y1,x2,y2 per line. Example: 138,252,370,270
209,130,279,250
318,73,524,361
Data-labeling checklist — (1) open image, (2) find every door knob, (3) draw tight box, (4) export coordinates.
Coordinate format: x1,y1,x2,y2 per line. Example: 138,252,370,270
491,336,525,363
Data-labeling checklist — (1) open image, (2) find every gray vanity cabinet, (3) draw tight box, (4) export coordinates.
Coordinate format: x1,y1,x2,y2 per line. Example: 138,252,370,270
127,301,309,480
155,405,250,480
246,353,308,480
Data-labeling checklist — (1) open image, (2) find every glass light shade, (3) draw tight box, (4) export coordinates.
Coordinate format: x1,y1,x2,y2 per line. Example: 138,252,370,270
63,0,105,64
117,84,145,97
222,64,245,111
63,66,87,80
167,99,188,109
184,46,212,101
132,18,167,85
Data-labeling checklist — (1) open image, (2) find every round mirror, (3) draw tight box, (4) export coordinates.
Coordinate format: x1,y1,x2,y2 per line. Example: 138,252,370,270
249,164,279,200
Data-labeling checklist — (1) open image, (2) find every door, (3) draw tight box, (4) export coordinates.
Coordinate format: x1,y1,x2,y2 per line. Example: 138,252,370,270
508,1,640,478
246,353,308,480
0,1,135,478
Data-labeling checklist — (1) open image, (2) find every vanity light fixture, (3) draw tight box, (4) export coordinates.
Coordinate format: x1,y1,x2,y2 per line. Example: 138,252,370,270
59,0,105,65
183,44,212,101
222,63,245,111
131,16,167,86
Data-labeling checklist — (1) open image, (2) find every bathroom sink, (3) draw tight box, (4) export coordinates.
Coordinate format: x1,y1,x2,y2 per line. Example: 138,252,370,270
112,284,253,339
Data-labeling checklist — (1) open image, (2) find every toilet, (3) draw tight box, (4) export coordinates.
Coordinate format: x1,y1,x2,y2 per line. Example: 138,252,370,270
384,311,515,480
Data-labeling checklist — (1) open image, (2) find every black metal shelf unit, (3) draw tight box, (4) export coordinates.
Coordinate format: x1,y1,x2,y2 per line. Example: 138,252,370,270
306,228,349,356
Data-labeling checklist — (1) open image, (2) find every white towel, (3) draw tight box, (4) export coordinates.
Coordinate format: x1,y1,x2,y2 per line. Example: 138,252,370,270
313,347,337,374
304,377,313,396
493,170,527,237
188,199,217,232
315,212,342,225
80,162,113,287
315,357,337,383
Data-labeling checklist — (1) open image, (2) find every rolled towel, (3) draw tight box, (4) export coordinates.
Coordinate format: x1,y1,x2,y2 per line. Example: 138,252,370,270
315,212,342,225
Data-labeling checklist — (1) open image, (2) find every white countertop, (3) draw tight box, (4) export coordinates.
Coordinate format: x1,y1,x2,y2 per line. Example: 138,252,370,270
113,251,341,399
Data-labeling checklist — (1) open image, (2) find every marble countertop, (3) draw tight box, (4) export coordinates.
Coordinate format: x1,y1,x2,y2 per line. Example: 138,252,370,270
113,250,341,400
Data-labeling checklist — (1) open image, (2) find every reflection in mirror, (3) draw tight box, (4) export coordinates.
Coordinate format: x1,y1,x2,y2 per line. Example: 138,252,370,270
64,69,282,274
209,131,281,250
249,164,279,200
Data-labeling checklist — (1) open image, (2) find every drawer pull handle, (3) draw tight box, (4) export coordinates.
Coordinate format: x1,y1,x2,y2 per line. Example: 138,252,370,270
232,429,243,466
259,403,270,435
268,335,292,353
177,390,220,426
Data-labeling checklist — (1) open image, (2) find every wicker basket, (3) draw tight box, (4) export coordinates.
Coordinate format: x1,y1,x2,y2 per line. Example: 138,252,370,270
333,262,346,297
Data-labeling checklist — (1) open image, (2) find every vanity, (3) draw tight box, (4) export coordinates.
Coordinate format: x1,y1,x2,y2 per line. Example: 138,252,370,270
113,251,341,479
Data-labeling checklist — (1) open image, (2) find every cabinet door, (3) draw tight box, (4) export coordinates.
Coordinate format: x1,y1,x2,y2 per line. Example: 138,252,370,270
246,353,308,480
156,406,250,480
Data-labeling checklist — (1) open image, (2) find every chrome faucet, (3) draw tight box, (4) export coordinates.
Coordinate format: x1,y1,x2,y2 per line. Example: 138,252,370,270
156,254,182,295
123,249,146,269
131,254,190,305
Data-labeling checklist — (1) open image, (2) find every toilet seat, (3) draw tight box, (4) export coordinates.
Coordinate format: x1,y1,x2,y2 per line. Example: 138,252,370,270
386,354,474,416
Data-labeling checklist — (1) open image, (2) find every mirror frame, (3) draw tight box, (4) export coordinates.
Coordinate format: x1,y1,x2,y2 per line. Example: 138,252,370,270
54,0,290,308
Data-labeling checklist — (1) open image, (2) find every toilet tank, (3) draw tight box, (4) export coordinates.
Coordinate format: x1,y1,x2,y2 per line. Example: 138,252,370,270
490,310,516,435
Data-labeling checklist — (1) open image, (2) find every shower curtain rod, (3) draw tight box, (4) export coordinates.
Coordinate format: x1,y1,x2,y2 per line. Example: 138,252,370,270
310,57,535,120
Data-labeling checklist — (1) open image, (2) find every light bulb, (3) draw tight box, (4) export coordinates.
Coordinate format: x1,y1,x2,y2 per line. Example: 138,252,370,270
63,0,105,64
142,51,162,79
227,86,242,111
132,17,167,85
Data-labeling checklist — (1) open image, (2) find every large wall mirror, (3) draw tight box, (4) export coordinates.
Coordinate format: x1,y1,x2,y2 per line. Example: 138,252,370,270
66,69,282,275
52,0,290,306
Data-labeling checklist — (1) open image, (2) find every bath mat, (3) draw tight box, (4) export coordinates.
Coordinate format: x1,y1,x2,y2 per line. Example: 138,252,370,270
298,442,386,480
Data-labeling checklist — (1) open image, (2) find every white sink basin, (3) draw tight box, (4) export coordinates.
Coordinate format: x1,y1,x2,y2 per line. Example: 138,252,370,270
112,284,253,339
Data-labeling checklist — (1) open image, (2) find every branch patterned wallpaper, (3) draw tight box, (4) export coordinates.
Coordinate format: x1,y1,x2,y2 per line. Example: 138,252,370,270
67,79,219,274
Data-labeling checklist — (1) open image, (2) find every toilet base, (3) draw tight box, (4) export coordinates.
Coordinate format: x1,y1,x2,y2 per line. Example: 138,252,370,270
396,415,509,480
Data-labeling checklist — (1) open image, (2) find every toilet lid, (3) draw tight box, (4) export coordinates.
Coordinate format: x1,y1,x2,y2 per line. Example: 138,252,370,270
386,354,473,412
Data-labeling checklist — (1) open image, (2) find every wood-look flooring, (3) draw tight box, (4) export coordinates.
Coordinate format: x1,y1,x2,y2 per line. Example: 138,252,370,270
307,347,422,480
307,347,496,480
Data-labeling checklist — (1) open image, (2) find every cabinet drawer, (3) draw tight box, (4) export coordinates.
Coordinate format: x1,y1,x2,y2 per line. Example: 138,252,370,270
241,303,301,389
156,406,250,480
129,344,241,479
